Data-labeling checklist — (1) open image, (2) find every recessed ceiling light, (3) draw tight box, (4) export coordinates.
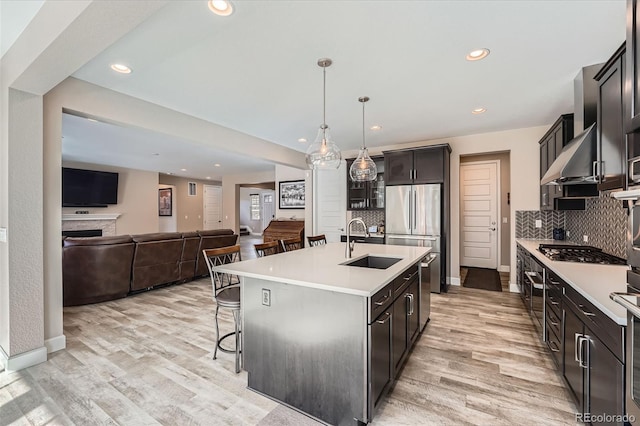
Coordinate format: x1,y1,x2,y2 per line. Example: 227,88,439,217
208,0,233,16
110,63,132,74
472,107,487,114
181,168,187,171
370,125,382,131
298,138,307,143
466,48,490,61
87,118,98,123
214,163,221,167
206,176,211,180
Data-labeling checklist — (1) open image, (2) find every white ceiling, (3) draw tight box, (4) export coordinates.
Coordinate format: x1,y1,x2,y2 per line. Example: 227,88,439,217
61,0,626,179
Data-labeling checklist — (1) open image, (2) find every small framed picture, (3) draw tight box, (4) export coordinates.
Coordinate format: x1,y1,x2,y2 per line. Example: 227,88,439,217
158,188,172,216
279,180,305,209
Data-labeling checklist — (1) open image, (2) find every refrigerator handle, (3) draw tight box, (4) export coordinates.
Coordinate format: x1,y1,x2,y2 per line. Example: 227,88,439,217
413,188,417,233
408,188,412,231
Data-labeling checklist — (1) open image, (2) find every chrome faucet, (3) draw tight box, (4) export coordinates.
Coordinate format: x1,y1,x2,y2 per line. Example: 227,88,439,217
346,217,370,258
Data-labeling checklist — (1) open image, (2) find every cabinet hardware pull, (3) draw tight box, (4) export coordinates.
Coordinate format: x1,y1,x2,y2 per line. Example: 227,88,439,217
549,319,558,327
579,335,589,368
574,333,582,363
407,294,414,315
549,340,559,352
376,312,391,324
374,294,390,306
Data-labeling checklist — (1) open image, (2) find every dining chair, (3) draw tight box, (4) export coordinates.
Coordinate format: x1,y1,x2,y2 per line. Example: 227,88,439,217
280,237,303,252
307,234,327,247
203,245,242,373
254,240,281,257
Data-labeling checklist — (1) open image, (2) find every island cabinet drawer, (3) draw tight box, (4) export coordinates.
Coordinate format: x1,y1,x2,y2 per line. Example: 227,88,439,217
392,263,420,296
563,284,624,361
371,283,393,320
546,289,562,319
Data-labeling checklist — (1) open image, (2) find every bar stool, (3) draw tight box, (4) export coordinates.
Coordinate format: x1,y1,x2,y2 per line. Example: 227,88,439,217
254,240,281,257
203,245,242,373
307,234,327,246
280,237,303,252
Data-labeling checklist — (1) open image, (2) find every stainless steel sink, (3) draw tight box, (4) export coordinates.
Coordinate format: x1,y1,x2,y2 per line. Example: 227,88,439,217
343,256,402,270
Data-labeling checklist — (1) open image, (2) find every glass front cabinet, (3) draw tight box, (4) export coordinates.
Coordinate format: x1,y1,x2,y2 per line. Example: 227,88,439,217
346,157,385,210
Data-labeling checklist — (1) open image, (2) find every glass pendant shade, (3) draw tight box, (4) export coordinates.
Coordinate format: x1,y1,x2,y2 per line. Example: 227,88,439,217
306,125,341,169
349,96,377,181
349,147,377,181
305,58,341,170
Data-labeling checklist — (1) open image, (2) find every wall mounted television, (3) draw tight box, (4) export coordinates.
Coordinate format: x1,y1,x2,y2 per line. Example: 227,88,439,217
62,167,119,207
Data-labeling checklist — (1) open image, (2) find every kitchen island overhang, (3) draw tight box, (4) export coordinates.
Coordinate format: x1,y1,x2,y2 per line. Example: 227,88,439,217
214,243,431,425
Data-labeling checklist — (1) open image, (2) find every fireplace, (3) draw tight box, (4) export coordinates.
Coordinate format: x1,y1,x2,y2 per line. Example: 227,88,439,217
61,213,120,237
62,229,103,238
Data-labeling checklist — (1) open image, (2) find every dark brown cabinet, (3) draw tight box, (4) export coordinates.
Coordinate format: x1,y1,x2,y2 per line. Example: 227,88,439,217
539,114,574,210
369,308,392,410
391,266,420,371
346,157,385,210
595,43,627,191
626,0,640,133
384,145,451,186
563,285,625,423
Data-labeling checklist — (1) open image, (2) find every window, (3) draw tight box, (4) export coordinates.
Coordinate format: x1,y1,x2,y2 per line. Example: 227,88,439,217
250,194,260,220
188,182,197,196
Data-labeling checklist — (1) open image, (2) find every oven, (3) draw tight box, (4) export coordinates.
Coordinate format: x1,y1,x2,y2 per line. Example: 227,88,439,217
629,199,640,269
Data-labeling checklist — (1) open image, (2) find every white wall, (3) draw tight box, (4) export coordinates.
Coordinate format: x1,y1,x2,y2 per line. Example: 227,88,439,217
275,164,307,220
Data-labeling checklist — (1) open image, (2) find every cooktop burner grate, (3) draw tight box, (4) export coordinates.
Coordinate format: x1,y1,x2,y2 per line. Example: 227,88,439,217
538,244,626,265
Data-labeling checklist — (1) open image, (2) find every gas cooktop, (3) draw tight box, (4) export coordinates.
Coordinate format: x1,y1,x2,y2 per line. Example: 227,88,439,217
538,244,627,265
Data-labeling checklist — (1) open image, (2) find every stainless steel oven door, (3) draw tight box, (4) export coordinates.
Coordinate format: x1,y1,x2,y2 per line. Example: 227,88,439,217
610,292,640,424
630,157,640,187
629,200,640,268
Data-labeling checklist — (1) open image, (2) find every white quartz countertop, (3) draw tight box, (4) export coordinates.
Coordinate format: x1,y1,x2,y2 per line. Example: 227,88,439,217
214,242,431,297
516,239,629,325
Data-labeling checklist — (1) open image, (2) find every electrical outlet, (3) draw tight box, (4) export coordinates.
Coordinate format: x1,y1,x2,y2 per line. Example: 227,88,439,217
502,217,508,224
0,227,6,243
262,289,271,306
583,235,588,243
535,219,542,228
566,230,570,238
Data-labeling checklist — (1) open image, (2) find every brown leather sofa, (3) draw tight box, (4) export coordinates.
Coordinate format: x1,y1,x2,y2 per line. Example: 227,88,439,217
62,235,135,306
195,229,239,277
62,229,237,306
179,232,200,282
130,232,184,292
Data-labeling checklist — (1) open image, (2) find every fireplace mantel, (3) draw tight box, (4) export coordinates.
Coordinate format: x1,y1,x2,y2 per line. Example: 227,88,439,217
62,213,121,221
62,213,121,236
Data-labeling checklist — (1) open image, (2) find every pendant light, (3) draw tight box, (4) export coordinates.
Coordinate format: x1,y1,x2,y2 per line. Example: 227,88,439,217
305,58,341,169
349,96,377,181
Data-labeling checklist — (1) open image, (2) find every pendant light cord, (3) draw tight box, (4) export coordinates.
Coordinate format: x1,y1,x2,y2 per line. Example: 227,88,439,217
362,100,365,150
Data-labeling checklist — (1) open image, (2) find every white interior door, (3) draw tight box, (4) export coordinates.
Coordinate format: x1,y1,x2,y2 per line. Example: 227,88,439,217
203,184,222,230
313,160,347,243
460,161,498,269
262,192,275,233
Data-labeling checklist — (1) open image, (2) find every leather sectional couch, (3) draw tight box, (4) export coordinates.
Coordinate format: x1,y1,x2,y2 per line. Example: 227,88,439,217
62,229,238,306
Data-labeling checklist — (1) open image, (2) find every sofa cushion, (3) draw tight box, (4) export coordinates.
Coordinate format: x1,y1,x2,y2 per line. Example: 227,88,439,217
63,235,133,247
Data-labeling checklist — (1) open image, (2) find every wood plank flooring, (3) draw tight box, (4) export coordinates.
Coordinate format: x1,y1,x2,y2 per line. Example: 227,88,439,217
1,276,579,425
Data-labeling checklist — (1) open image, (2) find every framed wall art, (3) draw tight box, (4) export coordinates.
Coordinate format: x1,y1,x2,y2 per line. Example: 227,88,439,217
158,188,173,216
279,180,305,209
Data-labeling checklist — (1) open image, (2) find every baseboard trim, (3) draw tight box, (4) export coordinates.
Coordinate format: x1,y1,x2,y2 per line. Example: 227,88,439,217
0,345,47,372
45,334,66,353
499,265,511,273
509,282,520,293
448,277,461,286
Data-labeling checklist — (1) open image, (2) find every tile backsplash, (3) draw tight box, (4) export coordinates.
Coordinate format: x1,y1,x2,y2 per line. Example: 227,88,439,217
564,197,627,259
347,210,385,233
515,196,627,259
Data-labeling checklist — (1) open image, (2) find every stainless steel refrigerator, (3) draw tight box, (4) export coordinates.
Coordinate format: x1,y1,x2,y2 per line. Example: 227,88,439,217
386,184,442,299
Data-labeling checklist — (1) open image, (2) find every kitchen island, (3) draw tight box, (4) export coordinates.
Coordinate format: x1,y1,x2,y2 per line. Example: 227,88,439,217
214,242,430,425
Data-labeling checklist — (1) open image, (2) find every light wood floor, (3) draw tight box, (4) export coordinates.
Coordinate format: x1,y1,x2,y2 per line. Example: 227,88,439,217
1,275,579,425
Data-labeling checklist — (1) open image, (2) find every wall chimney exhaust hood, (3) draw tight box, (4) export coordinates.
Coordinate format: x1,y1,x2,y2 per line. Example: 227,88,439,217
541,123,597,185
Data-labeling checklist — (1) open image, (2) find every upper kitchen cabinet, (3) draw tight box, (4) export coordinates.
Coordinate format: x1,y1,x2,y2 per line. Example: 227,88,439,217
595,43,627,191
384,144,451,186
626,0,640,133
539,114,574,210
346,157,385,210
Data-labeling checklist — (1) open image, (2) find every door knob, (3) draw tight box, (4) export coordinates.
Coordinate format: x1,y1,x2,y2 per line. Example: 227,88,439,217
489,227,496,231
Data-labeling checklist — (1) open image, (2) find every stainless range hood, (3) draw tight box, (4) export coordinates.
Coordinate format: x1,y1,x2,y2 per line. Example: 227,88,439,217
541,123,596,185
